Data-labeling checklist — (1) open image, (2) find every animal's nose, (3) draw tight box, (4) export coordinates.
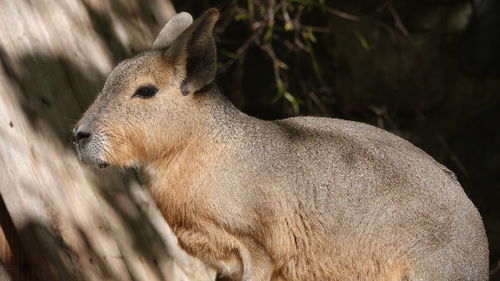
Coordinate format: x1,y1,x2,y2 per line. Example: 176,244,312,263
74,128,92,143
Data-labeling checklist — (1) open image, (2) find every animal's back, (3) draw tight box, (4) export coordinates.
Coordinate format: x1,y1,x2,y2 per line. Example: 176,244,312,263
246,116,489,281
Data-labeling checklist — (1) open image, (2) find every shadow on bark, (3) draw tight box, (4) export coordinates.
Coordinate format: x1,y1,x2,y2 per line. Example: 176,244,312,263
0,0,210,280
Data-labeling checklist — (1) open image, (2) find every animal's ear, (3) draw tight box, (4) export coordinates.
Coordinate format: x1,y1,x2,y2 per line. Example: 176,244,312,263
164,8,219,95
152,12,193,50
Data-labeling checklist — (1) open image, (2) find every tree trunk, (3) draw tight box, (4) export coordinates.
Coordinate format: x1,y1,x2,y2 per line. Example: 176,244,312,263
0,0,214,280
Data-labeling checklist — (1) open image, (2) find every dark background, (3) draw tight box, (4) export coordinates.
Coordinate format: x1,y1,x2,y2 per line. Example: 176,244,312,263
173,0,500,275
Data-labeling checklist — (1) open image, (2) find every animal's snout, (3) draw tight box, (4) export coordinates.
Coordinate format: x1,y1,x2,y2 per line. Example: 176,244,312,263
74,126,92,144
72,122,107,166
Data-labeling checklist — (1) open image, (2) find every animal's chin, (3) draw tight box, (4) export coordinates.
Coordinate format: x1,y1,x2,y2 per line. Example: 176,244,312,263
97,162,110,169
81,157,110,169
75,145,110,168
80,157,110,169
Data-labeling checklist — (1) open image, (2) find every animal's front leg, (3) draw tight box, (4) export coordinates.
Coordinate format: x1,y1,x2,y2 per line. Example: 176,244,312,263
174,226,242,278
174,226,275,281
237,238,274,281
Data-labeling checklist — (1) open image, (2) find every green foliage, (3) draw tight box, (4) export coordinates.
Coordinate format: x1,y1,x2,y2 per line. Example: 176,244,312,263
213,0,328,114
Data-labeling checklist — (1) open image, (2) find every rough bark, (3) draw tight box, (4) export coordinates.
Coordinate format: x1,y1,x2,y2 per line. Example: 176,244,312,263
0,0,214,280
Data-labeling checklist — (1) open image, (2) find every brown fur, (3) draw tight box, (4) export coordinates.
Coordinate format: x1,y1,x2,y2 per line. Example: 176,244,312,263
74,9,489,281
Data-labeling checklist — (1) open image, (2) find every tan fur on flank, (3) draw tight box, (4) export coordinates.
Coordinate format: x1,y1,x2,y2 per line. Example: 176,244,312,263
74,8,489,281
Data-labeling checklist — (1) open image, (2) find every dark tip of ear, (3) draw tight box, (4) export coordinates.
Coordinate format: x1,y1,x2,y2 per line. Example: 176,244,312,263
197,8,219,27
205,8,220,20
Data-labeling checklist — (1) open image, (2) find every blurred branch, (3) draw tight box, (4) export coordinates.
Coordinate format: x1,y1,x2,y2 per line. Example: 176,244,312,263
491,259,500,280
386,2,413,41
326,7,360,21
218,27,264,72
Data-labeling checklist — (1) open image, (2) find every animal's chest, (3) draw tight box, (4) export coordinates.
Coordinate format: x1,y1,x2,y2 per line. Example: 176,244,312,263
154,188,248,278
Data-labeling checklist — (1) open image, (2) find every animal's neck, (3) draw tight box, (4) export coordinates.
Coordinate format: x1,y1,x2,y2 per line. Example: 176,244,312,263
143,83,257,217
144,131,211,226
148,83,248,162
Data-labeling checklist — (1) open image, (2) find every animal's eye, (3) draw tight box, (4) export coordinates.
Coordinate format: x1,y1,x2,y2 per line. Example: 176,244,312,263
132,85,158,99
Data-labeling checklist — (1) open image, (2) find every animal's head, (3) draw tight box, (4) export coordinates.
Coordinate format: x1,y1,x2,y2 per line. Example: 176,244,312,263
73,9,219,167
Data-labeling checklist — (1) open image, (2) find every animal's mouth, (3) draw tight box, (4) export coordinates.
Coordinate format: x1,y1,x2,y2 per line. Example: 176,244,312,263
98,162,109,169
73,142,110,168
